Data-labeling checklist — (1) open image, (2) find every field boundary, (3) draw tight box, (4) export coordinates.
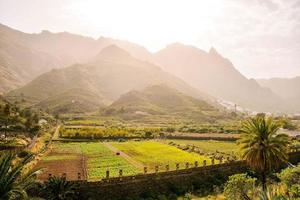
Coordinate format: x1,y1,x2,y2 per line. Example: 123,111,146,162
30,151,300,199
81,153,87,180
76,161,247,199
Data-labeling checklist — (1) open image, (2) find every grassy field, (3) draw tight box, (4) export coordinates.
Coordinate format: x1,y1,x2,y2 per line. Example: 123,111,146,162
40,142,139,181
38,139,241,180
165,140,240,156
79,142,140,180
111,141,211,170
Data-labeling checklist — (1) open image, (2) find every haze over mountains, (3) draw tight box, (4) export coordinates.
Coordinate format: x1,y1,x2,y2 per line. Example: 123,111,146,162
0,23,152,93
1,23,299,114
257,77,300,112
6,45,209,114
153,43,285,112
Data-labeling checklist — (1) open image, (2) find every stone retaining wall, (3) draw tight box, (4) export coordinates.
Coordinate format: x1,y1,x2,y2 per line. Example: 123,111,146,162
76,151,300,199
78,161,248,199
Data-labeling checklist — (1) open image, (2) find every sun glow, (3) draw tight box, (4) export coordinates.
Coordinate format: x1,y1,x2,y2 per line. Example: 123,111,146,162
63,0,224,51
1,0,299,78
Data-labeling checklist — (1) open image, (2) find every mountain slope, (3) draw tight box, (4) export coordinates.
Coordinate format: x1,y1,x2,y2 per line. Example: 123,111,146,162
0,24,63,93
6,46,211,113
0,23,154,93
104,84,226,121
1,23,294,113
35,88,105,114
154,43,285,112
257,77,300,112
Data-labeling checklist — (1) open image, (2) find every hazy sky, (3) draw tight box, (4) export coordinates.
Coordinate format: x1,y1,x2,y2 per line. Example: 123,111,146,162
0,0,299,79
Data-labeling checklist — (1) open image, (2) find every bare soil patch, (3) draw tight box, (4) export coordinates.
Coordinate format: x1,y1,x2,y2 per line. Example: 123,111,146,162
36,151,86,181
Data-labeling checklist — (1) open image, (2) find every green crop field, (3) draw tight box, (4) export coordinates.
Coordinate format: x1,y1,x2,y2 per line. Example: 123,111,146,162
40,142,139,181
166,140,239,154
79,142,140,180
111,141,211,170
38,139,241,181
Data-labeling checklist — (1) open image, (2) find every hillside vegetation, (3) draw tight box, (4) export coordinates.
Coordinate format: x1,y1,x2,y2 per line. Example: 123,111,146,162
35,88,105,114
104,85,226,122
0,23,153,93
6,46,212,116
1,24,298,113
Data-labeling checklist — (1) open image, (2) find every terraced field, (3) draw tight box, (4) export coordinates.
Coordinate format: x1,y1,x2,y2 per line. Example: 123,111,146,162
38,142,139,181
37,140,238,181
80,142,140,181
37,142,84,181
111,141,211,170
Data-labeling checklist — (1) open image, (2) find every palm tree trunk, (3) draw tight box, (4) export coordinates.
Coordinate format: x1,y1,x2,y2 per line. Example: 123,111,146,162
4,120,7,138
262,171,267,191
262,160,268,191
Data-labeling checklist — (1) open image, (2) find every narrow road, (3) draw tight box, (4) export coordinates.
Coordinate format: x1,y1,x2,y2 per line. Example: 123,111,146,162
52,125,61,140
103,142,145,170
28,124,60,151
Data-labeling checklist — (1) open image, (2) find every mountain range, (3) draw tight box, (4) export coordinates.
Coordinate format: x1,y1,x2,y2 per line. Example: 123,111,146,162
6,45,211,115
0,23,299,113
257,77,300,112
153,43,287,112
0,23,152,93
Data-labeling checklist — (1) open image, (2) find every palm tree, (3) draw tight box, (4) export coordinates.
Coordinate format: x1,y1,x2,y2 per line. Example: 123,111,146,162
39,176,78,200
0,152,40,200
238,116,290,191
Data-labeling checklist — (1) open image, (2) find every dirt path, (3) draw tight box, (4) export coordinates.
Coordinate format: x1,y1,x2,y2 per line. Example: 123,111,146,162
103,142,144,170
52,125,61,140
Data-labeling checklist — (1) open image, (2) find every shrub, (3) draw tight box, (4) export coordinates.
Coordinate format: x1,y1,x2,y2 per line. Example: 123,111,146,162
60,126,161,139
278,164,300,187
290,184,300,198
277,164,300,198
224,173,256,200
165,127,175,133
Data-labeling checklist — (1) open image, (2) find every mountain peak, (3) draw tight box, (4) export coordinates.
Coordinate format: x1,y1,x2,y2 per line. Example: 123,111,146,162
95,45,132,61
167,42,185,48
41,30,52,34
209,47,218,55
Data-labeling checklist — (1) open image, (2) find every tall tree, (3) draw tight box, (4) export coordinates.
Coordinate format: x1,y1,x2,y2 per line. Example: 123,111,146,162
238,116,290,191
0,152,40,199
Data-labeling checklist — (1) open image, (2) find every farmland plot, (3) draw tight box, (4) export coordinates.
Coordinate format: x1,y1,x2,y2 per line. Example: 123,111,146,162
80,142,140,181
111,141,210,171
37,142,84,181
37,142,139,181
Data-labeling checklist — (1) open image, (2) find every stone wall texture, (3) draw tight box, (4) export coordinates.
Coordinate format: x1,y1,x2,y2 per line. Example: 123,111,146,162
74,151,300,199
